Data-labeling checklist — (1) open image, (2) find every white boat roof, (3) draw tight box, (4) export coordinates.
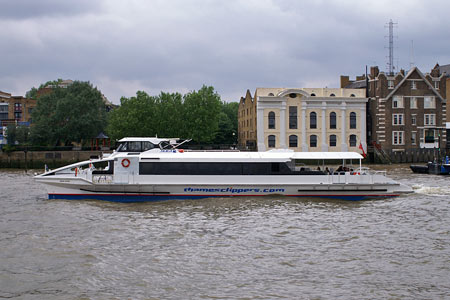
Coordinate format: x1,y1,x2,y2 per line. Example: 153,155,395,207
118,137,178,144
291,152,363,160
138,150,363,162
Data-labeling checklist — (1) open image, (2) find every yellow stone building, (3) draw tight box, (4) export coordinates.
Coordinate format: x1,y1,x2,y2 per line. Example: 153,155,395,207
238,87,368,152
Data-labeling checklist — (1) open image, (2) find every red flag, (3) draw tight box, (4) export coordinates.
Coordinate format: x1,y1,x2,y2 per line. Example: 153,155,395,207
359,142,366,158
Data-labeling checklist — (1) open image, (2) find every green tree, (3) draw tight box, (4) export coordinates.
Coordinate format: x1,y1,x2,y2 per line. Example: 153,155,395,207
16,126,30,145
6,124,17,145
26,79,64,99
214,101,239,144
106,91,159,141
30,81,107,146
183,85,221,143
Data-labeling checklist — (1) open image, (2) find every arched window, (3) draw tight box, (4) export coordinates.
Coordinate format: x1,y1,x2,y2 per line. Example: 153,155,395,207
310,93,316,96
330,112,336,129
350,94,355,97
310,135,317,147
268,111,275,129
289,135,298,147
268,135,276,148
268,93,274,96
350,112,357,129
349,135,357,147
330,135,337,147
310,112,317,129
330,93,335,97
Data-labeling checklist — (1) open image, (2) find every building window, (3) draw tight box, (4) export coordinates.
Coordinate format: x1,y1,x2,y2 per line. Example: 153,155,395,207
329,135,337,147
310,93,316,96
411,132,417,145
268,93,274,96
268,111,275,129
268,135,276,148
350,94,355,97
425,129,435,143
392,114,404,125
330,93,335,97
424,96,435,109
392,131,404,145
14,112,22,120
310,112,317,129
310,135,317,147
289,135,298,147
411,115,417,126
330,112,336,129
434,81,440,89
424,114,436,126
349,112,356,129
410,97,417,109
393,96,403,108
349,135,357,147
388,80,394,89
289,93,297,98
411,80,417,90
14,103,22,111
289,106,297,129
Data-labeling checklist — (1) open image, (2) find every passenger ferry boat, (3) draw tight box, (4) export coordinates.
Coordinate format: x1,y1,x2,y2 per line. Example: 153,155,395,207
34,137,413,202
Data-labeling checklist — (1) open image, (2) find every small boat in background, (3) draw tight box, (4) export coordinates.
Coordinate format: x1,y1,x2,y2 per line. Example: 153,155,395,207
410,156,450,175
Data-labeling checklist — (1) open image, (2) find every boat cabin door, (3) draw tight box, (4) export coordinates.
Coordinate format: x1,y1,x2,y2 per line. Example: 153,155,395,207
114,157,139,183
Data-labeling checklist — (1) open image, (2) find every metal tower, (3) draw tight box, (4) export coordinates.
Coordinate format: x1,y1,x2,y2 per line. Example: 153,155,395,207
385,19,397,75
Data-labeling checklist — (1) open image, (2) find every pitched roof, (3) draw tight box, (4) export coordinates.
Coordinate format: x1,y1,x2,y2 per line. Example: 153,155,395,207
439,64,450,77
345,80,366,89
385,67,444,102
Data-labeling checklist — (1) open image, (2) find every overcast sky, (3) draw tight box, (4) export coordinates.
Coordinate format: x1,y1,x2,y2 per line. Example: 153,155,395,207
1,0,450,104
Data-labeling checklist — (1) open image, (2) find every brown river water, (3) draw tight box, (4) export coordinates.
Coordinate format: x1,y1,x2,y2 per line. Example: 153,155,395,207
0,165,449,299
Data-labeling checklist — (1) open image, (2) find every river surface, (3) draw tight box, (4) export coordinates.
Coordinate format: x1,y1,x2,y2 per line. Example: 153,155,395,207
0,165,449,299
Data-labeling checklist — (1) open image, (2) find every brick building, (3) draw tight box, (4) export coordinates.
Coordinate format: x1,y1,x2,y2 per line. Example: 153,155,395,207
343,65,447,151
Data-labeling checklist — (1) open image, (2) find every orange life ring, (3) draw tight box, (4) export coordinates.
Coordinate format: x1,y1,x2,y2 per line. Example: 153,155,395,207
121,158,130,168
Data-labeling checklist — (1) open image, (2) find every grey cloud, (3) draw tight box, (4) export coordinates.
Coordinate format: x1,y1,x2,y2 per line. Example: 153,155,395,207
0,0,102,19
1,0,450,104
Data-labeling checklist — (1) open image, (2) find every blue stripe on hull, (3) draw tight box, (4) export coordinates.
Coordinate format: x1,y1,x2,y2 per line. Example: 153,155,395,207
48,193,398,202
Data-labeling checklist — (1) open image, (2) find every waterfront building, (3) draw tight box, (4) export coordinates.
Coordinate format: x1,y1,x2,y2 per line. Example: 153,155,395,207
366,66,446,151
438,64,450,146
0,90,36,126
238,87,368,152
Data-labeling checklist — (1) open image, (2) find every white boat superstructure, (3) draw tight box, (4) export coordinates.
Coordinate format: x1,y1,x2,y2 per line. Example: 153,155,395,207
34,137,413,202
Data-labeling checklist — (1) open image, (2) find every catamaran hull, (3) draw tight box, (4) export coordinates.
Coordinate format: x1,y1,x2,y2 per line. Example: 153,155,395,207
40,181,410,202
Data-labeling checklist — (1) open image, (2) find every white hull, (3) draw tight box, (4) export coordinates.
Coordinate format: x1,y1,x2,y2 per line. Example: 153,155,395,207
36,173,412,202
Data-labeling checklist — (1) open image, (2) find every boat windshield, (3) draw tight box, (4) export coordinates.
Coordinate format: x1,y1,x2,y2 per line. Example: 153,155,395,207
116,141,155,152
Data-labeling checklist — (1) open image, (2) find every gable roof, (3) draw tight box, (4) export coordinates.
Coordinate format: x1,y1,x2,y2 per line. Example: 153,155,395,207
439,64,450,77
385,67,444,102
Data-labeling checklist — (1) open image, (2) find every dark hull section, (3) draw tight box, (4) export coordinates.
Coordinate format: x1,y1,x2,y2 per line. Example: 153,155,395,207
48,193,399,203
410,162,450,175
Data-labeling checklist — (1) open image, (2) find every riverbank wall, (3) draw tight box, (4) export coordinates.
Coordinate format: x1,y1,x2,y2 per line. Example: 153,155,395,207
0,150,111,170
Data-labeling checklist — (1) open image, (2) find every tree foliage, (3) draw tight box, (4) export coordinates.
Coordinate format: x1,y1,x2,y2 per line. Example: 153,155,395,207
30,81,107,146
26,79,64,99
106,85,227,144
213,101,239,144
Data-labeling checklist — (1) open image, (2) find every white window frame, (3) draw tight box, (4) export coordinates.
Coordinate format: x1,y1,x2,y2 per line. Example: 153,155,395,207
411,114,417,126
434,80,440,90
411,131,417,145
393,96,403,108
424,96,435,109
392,113,404,125
424,114,436,126
410,97,417,109
388,80,394,89
392,131,404,145
411,80,417,90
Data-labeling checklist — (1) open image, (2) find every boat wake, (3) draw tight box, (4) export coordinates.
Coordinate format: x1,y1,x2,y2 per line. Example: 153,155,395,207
412,184,450,196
